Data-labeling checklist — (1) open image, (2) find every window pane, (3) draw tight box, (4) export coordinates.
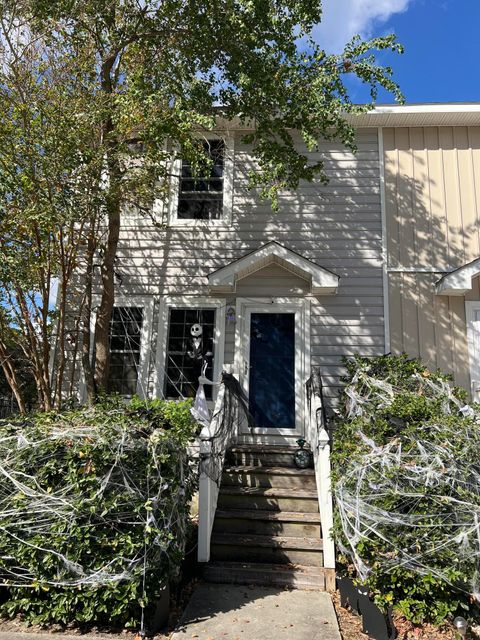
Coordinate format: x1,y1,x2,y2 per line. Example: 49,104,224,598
164,308,216,400
177,140,225,220
107,307,144,396
178,197,223,220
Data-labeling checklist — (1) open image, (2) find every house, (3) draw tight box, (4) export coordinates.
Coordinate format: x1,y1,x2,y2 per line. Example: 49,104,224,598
77,103,480,589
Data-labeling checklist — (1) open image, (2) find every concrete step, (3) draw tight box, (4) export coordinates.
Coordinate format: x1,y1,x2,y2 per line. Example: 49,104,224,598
213,509,322,537
203,561,332,590
222,465,317,489
217,486,319,513
228,445,300,468
170,583,341,640
210,533,324,566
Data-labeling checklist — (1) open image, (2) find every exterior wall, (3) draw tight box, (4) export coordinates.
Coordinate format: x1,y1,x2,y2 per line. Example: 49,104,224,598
384,126,480,389
107,127,385,407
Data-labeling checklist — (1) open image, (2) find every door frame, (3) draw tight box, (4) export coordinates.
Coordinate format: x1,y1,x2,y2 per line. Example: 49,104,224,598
466,301,480,401
234,297,310,442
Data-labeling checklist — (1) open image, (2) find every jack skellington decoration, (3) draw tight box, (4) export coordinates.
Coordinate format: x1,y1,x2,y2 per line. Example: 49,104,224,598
186,320,213,396
187,322,213,362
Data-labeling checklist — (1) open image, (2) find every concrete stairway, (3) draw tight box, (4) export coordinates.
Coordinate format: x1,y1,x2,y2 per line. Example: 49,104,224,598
203,444,333,590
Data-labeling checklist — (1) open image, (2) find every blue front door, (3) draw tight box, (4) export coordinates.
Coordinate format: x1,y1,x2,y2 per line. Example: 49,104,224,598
248,313,296,428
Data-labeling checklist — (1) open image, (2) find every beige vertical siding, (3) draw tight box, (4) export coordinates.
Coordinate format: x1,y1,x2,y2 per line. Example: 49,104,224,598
385,126,480,270
384,126,480,390
94,127,386,407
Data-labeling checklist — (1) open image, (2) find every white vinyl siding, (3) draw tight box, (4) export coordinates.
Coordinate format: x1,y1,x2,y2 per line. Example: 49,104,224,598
107,128,384,408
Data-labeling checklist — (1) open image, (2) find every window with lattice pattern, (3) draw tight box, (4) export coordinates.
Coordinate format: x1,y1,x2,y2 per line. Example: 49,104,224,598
164,308,216,399
107,307,143,396
177,140,224,220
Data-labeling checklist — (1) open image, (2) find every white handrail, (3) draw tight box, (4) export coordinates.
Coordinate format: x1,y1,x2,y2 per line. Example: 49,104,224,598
197,365,237,563
305,369,336,588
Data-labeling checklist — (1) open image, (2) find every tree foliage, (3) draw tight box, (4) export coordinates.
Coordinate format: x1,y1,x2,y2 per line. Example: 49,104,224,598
0,0,404,401
0,22,105,410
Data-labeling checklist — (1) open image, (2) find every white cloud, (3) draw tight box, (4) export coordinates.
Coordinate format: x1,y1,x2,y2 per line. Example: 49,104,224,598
313,0,412,52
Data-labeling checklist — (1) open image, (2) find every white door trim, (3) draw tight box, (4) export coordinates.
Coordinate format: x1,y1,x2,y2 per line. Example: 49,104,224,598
234,297,310,442
465,301,480,401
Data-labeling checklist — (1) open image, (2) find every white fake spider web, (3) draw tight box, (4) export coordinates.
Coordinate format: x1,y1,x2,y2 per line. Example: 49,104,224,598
335,365,480,602
0,413,191,591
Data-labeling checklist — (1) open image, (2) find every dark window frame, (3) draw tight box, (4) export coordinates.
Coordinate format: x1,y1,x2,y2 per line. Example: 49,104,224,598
164,307,217,400
177,139,225,221
107,306,144,397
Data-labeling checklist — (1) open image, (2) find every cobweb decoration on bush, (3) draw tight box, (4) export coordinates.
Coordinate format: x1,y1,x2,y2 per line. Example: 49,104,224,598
0,413,192,589
335,365,480,602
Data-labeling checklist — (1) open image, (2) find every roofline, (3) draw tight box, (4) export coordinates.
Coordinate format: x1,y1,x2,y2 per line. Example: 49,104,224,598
346,103,480,127
215,103,480,131
364,103,480,113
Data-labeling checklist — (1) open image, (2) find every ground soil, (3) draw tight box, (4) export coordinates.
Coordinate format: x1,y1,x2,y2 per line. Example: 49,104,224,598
332,590,475,640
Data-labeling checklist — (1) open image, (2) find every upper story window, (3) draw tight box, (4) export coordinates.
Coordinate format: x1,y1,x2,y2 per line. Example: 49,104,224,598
178,140,224,221
166,137,234,227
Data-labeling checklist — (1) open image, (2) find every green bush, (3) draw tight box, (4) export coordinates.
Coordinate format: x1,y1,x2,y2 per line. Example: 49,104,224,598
0,397,198,628
332,354,480,625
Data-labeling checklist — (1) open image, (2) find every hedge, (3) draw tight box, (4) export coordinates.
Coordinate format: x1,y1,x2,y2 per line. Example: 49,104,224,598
0,396,197,628
332,354,480,625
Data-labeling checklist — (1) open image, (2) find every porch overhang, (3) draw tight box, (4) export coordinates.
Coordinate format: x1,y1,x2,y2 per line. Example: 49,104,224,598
208,241,339,295
436,257,480,296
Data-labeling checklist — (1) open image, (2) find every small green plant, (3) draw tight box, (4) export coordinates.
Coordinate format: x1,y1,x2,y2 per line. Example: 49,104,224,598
0,397,197,628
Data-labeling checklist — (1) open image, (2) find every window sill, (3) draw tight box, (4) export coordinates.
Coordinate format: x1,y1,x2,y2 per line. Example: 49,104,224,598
168,217,233,229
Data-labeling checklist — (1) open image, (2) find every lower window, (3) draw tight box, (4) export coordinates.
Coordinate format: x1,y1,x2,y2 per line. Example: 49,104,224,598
164,308,216,399
107,307,144,396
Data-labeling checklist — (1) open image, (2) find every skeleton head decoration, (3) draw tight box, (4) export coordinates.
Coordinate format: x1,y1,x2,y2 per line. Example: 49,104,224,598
187,323,204,360
190,323,203,337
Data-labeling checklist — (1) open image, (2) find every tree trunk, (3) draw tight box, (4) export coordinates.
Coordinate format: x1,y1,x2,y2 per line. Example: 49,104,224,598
54,276,67,410
0,341,27,414
15,287,52,411
93,54,122,394
93,178,121,392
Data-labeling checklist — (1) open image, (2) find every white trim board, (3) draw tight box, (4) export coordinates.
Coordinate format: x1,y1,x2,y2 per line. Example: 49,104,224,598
209,241,339,295
378,127,390,354
234,297,310,443
465,301,480,401
154,296,226,401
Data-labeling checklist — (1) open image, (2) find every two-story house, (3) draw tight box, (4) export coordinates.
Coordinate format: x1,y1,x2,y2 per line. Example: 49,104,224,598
77,103,480,590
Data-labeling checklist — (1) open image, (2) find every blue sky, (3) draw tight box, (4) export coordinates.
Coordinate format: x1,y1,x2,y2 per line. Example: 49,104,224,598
316,0,480,104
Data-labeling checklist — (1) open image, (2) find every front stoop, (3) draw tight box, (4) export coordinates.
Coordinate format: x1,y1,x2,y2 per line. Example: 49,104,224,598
170,583,341,640
203,444,335,591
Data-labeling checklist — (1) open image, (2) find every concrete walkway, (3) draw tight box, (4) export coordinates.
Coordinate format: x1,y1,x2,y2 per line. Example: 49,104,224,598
171,583,341,640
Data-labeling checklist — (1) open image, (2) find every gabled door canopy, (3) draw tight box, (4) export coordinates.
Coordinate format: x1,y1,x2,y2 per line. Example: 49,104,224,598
208,241,339,295
436,257,480,296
